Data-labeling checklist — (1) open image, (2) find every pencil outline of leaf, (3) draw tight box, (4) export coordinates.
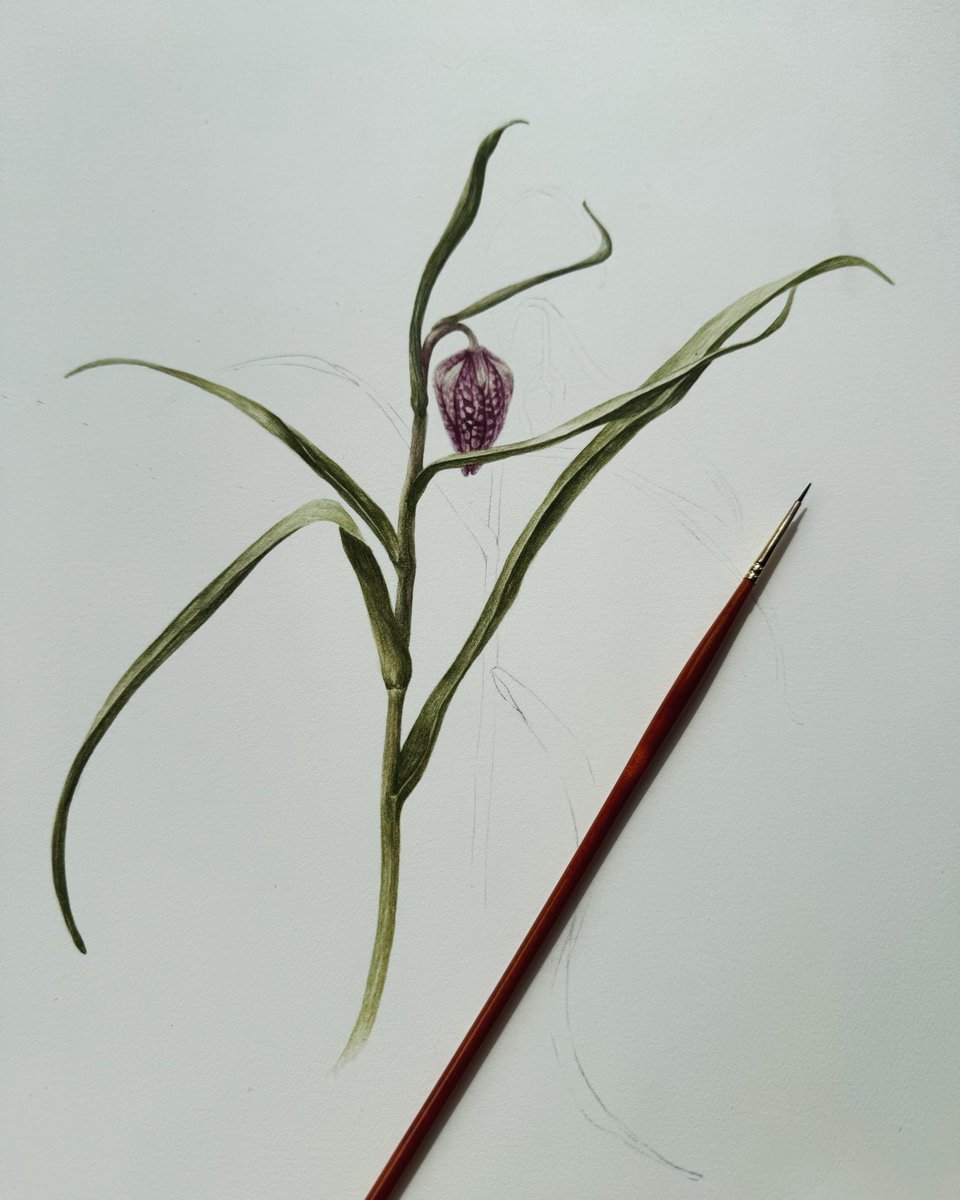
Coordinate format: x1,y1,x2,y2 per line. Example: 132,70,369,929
434,201,612,328
52,498,408,954
489,667,700,1178
491,665,596,845
66,359,400,562
396,255,891,800
414,255,892,488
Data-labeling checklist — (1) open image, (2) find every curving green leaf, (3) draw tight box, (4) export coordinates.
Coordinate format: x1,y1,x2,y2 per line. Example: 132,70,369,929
415,255,892,489
413,288,795,498
396,255,891,801
66,359,399,562
433,201,612,328
408,120,528,405
52,499,409,954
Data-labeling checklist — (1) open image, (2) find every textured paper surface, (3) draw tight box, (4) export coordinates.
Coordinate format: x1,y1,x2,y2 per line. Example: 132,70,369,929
2,3,958,1197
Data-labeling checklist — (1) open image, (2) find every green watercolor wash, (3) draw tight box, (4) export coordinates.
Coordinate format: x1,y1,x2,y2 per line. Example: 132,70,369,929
51,121,891,1058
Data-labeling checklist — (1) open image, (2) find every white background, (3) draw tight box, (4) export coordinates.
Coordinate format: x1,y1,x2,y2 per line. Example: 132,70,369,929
2,3,958,1197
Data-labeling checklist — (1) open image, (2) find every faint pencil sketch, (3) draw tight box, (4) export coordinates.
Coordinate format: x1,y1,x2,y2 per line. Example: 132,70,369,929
50,120,889,1058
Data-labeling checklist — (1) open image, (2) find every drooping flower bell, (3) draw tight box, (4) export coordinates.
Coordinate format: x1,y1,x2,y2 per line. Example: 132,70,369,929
433,337,514,475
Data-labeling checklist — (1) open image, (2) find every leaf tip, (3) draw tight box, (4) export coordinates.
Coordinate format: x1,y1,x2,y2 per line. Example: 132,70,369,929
489,118,529,144
858,257,894,286
56,873,88,953
843,256,894,287
581,201,613,257
59,895,88,953
65,359,115,380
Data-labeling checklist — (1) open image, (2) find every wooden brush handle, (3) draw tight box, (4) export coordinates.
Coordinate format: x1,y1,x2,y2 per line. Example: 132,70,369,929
363,575,756,1200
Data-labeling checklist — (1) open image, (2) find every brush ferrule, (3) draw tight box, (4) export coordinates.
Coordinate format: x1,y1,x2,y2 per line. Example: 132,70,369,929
743,487,808,581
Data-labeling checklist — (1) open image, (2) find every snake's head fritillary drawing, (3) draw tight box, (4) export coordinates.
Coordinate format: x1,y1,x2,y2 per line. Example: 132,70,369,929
433,344,514,475
51,114,886,1063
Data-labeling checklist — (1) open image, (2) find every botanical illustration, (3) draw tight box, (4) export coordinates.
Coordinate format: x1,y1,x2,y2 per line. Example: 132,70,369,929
52,121,887,1057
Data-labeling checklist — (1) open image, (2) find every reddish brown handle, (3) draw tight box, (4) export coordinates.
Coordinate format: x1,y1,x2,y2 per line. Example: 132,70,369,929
364,575,755,1200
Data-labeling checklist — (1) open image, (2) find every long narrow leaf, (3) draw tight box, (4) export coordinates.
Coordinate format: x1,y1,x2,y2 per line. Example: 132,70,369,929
53,499,408,954
415,255,891,488
433,201,612,327
66,359,399,562
412,287,795,497
408,120,527,400
396,254,890,800
337,529,411,690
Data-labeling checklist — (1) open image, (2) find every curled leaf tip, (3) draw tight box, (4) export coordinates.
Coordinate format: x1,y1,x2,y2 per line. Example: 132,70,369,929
435,197,614,330
835,255,893,286
483,119,528,149
581,202,612,258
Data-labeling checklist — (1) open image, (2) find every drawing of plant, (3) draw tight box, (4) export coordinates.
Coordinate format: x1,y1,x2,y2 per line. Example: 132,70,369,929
52,121,888,1057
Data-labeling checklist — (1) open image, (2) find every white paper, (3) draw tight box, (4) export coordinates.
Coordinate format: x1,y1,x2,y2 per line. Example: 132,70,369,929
2,3,958,1197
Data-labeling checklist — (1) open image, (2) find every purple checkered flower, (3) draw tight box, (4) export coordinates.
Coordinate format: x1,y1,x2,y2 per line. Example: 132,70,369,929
433,342,514,475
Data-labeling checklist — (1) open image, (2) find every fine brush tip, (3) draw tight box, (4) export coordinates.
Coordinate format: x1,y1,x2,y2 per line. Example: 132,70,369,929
746,484,810,581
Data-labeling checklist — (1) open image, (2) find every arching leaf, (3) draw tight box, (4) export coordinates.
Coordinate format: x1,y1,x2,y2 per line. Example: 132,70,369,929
408,120,527,402
396,255,891,801
434,201,612,327
66,359,399,561
53,499,409,954
415,256,891,488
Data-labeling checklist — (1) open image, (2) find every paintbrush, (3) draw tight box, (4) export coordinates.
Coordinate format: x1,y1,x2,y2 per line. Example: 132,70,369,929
363,484,810,1200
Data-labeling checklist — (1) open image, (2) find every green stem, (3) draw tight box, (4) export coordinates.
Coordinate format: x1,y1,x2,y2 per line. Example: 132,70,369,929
341,321,457,1057
394,418,423,641
341,686,404,1060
